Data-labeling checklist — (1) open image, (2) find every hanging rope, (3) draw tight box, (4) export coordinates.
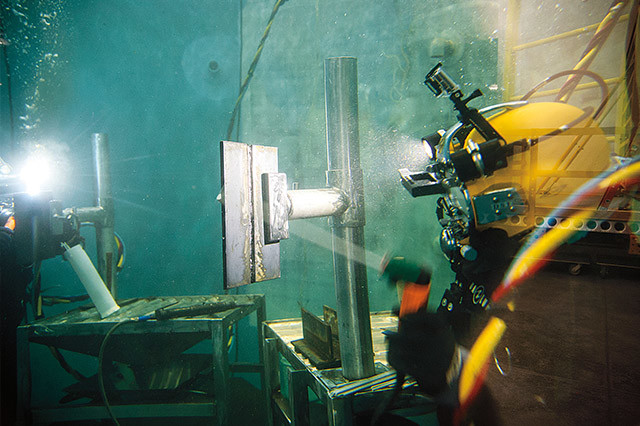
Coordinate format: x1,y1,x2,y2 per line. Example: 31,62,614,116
556,1,628,103
624,0,639,152
225,0,287,141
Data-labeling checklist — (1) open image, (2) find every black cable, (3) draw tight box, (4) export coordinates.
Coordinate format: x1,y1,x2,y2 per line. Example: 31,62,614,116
234,0,244,143
520,69,609,118
25,260,89,386
225,0,286,140
98,319,138,426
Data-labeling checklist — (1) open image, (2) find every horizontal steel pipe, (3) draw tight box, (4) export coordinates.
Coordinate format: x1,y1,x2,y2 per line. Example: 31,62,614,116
287,188,348,220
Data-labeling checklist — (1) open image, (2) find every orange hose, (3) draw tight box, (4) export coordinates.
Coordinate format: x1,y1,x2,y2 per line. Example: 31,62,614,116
4,215,15,230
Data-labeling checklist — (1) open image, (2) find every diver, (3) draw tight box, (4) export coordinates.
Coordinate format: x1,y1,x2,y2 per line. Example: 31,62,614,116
0,204,32,426
378,61,615,425
379,233,516,426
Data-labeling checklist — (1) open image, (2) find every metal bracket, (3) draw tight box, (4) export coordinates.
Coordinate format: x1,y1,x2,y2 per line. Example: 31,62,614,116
291,307,341,369
398,168,447,197
220,142,354,288
220,141,281,288
472,187,526,225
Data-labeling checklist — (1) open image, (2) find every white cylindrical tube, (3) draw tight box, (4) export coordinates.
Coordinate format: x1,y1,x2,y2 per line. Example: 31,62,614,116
63,243,120,318
287,188,347,220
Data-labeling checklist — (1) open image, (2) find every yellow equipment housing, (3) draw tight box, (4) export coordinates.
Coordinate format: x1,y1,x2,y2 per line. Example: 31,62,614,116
464,102,611,233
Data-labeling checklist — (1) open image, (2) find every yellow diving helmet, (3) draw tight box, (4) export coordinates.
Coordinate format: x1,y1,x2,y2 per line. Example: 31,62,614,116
464,101,610,235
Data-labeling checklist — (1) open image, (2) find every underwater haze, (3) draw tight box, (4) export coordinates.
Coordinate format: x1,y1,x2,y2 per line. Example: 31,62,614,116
2,0,636,424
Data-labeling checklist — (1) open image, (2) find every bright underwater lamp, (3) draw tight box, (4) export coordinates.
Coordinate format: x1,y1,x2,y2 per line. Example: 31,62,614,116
17,143,69,196
422,130,445,160
20,156,51,195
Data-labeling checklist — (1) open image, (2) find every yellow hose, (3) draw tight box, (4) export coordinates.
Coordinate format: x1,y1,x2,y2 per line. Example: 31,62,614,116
458,317,507,405
557,1,627,102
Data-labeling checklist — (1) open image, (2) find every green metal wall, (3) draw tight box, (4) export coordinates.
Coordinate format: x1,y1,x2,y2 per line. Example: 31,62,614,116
1,0,504,408
1,0,504,319
234,0,503,319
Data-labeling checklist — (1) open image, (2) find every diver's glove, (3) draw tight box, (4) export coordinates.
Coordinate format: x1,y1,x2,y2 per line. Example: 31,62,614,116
386,310,505,426
386,311,462,405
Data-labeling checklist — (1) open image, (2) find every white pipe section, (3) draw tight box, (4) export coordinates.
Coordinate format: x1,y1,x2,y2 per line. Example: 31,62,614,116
287,188,347,220
63,243,120,318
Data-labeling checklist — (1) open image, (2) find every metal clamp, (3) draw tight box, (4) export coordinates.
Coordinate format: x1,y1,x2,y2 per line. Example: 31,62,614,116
466,139,486,176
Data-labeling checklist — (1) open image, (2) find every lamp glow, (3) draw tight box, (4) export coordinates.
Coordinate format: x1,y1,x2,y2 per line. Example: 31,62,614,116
20,157,51,195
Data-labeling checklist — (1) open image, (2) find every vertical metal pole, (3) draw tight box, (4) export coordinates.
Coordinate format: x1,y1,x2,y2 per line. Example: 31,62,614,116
92,133,117,297
256,296,269,422
324,57,375,380
288,369,310,424
263,336,277,426
211,319,230,426
15,326,31,425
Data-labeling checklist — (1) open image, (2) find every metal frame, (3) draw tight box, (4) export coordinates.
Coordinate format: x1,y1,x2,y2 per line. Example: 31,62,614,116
502,0,629,103
500,1,640,258
220,57,375,381
263,314,435,426
16,294,266,425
